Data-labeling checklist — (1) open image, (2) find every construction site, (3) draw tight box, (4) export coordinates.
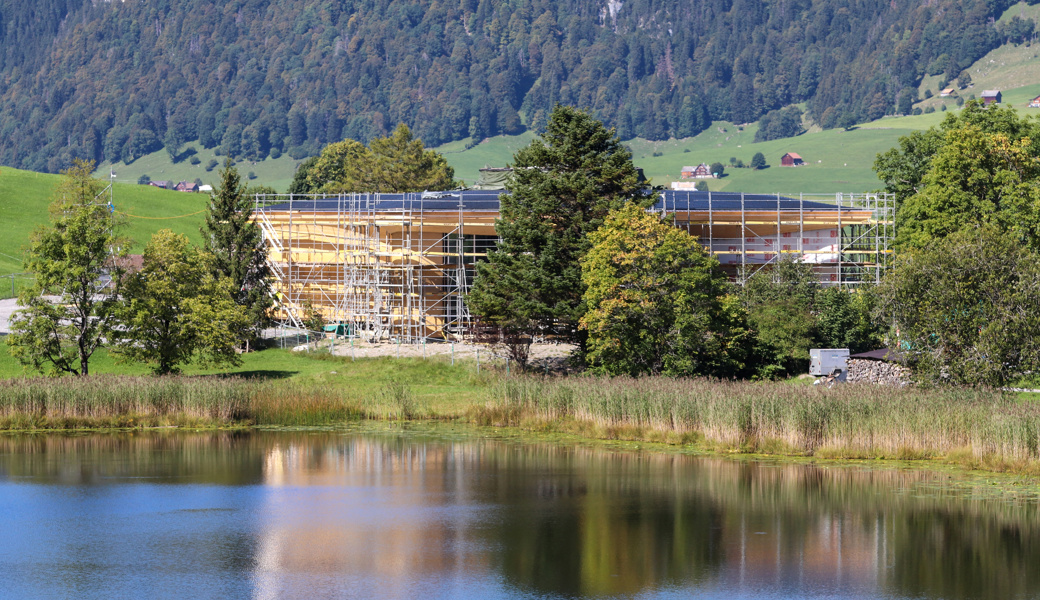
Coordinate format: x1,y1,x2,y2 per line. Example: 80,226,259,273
252,191,894,342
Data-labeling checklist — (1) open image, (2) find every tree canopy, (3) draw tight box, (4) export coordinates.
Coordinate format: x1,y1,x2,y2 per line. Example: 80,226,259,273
116,230,248,375
7,160,127,376
875,101,1040,250
304,124,456,193
469,105,647,346
580,204,746,377
877,226,1040,386
740,259,881,378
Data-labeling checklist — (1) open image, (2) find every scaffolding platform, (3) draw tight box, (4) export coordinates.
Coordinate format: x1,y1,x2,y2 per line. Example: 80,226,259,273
253,191,893,342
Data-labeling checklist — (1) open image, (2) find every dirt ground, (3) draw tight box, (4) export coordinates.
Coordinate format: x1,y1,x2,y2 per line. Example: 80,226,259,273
295,336,577,371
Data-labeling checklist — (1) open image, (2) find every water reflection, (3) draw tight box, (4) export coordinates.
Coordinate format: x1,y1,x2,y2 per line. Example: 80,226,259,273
0,429,1037,599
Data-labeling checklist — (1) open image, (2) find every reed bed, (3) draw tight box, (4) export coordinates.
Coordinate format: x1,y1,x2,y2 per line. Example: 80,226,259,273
0,376,362,429
478,377,1040,468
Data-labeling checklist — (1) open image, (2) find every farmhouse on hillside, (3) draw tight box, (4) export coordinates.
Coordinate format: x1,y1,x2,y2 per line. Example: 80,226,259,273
940,88,955,97
981,90,1002,105
149,180,170,189
780,152,805,167
174,181,199,192
680,164,713,179
1029,95,1040,108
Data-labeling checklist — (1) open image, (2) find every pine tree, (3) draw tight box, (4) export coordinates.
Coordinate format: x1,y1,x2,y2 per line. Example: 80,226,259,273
202,159,273,345
469,105,648,348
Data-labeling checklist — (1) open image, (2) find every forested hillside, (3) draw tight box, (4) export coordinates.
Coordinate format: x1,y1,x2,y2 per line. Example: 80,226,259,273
0,0,1028,172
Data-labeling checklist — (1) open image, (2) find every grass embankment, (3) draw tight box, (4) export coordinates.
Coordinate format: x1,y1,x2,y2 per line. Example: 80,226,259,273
0,351,494,429
0,376,362,429
2,349,1040,476
473,376,1040,476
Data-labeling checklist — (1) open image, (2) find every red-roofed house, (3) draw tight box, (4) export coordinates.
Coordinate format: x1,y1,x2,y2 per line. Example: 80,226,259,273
780,152,804,167
680,164,713,179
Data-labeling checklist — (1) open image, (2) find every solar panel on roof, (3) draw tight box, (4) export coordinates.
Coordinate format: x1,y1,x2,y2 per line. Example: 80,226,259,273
258,190,857,213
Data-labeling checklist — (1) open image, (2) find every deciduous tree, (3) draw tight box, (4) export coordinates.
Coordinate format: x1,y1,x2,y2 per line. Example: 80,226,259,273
306,124,456,193
580,204,747,376
741,259,819,378
874,100,1040,225
8,159,127,376
895,123,1040,250
116,230,248,375
877,226,1040,386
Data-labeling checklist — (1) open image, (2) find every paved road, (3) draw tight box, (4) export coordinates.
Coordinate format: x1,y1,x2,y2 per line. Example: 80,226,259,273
0,298,18,334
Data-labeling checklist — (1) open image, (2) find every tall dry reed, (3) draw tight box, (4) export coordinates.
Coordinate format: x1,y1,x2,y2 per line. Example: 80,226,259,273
0,376,362,429
480,377,1040,463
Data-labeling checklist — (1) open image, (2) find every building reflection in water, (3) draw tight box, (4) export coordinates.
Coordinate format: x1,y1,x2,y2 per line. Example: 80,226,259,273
242,430,1040,599
0,430,1038,599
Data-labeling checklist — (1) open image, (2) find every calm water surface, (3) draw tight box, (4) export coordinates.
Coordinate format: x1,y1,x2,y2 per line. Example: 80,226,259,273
0,426,1038,599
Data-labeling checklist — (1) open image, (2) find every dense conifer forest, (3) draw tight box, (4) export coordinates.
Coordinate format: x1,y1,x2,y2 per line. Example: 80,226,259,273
0,0,1029,172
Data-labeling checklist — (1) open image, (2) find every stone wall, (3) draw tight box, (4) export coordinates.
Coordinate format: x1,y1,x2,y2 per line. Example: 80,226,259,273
847,358,912,386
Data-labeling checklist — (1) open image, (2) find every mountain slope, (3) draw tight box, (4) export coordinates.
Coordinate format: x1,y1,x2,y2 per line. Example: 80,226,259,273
0,0,1020,173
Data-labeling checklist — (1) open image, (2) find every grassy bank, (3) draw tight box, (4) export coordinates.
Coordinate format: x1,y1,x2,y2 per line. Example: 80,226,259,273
473,376,1040,476
2,353,1040,477
0,353,496,428
0,376,364,429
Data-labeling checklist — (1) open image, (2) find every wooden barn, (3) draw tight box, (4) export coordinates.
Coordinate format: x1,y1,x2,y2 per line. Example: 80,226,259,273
780,152,805,167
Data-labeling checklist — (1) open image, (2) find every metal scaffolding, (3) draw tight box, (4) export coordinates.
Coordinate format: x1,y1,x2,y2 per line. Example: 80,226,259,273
254,191,894,342
652,191,895,287
254,191,500,342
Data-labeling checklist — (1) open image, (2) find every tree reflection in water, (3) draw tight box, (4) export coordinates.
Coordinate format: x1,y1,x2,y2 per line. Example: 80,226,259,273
0,429,1037,599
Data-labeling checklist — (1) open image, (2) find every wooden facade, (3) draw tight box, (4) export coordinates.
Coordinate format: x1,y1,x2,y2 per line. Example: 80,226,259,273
254,191,894,341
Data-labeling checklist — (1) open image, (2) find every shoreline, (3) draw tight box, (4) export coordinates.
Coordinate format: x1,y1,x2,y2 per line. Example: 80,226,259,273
4,418,1040,500
1,358,1039,480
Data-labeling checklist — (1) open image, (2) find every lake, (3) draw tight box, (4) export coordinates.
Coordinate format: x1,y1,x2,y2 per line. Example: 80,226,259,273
0,425,1038,599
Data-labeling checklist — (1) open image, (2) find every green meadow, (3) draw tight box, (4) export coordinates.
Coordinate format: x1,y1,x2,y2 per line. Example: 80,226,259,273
0,167,211,297
94,145,304,195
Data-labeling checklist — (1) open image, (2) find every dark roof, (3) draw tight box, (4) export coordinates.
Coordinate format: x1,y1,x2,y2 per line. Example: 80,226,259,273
258,190,857,213
655,190,854,212
260,190,503,212
849,348,904,362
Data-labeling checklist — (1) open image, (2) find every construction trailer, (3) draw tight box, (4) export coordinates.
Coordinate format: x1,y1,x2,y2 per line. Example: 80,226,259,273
253,191,894,342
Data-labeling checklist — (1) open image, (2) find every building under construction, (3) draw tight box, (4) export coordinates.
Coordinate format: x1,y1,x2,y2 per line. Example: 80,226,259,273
253,191,894,342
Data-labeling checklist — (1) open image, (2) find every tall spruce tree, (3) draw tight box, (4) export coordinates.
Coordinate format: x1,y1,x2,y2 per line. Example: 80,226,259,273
468,105,648,348
202,159,273,344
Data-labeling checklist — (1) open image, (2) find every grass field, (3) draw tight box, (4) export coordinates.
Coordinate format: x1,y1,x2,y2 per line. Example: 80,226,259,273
0,337,496,422
94,146,305,195
0,167,212,297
